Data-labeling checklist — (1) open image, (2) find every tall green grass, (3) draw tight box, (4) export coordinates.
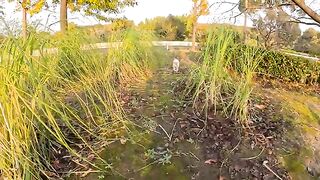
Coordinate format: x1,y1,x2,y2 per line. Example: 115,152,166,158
0,29,155,179
185,28,262,127
185,28,237,115
107,30,155,85
229,46,265,126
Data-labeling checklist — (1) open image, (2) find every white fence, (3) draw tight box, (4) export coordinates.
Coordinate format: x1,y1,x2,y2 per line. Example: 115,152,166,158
32,41,198,57
283,52,320,62
31,41,319,62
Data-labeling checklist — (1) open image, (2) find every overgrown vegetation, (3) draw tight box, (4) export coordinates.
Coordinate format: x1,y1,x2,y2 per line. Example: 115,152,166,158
257,50,320,84
0,29,155,179
185,27,319,128
232,45,320,84
185,28,260,126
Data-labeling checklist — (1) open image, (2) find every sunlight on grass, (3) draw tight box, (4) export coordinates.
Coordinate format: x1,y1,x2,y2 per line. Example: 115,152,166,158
185,28,263,127
0,29,156,179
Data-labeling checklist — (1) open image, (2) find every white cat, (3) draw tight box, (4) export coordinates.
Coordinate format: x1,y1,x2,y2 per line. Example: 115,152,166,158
173,57,180,73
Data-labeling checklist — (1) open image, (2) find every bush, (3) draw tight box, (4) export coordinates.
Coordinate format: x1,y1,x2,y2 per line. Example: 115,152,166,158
233,46,320,85
185,29,319,128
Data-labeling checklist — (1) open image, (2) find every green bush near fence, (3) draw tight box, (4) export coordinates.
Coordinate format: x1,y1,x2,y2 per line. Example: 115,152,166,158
231,46,320,85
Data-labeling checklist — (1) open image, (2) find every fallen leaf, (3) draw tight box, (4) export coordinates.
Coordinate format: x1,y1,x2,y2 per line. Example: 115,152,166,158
120,138,127,145
204,159,217,165
80,168,93,177
87,154,95,161
52,159,64,170
254,104,266,110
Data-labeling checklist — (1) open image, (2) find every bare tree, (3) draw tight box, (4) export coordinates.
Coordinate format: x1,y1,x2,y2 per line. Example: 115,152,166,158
291,0,320,25
221,0,319,27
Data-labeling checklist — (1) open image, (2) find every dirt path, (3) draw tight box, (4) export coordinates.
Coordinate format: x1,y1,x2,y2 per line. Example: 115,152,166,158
108,58,208,179
94,56,288,180
76,55,206,179
76,55,320,180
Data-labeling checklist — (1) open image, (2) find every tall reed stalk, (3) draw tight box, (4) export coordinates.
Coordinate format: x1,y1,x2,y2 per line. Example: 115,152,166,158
185,28,237,115
0,29,155,179
228,46,265,126
107,30,155,85
185,28,262,127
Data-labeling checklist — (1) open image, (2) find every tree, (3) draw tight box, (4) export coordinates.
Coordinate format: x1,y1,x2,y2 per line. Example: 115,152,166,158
167,15,188,40
294,28,320,54
57,0,137,33
188,0,209,51
277,18,301,47
7,0,45,39
259,0,319,26
253,9,301,49
138,15,188,41
253,10,278,48
60,0,67,33
238,0,263,42
234,0,320,28
291,0,320,25
111,18,134,32
0,5,3,16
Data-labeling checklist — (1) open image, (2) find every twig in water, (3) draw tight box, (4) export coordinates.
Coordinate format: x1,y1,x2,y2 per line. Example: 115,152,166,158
263,160,283,180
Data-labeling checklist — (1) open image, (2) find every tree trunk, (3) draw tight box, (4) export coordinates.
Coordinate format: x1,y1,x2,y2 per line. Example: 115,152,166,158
292,0,320,25
22,1,27,40
60,0,68,33
243,0,248,43
192,23,197,51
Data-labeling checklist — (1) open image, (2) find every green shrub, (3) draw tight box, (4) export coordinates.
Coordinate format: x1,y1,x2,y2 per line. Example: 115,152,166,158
258,50,320,84
232,46,320,85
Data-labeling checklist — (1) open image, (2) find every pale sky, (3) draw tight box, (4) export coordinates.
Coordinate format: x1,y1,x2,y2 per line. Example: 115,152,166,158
0,0,319,33
0,0,250,32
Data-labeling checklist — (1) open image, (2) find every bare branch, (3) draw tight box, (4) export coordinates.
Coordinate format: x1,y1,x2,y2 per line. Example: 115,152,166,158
288,20,320,27
291,0,320,25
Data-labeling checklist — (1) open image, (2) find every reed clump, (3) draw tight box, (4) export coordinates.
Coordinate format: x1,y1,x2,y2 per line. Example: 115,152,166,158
0,29,156,179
